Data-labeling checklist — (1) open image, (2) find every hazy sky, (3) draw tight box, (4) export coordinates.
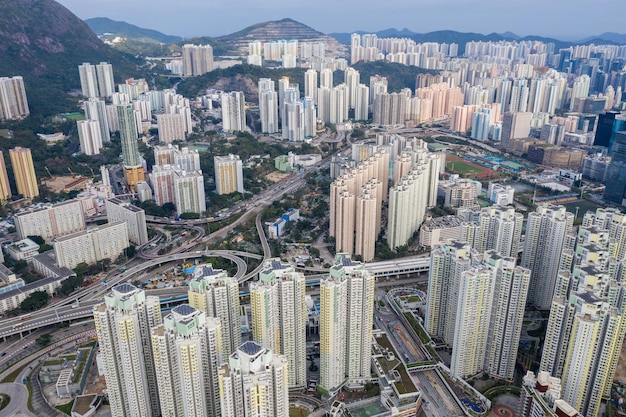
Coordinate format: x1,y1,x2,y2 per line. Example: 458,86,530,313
56,0,624,40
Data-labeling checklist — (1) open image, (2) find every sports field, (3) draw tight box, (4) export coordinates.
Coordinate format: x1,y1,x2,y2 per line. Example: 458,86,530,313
446,156,499,179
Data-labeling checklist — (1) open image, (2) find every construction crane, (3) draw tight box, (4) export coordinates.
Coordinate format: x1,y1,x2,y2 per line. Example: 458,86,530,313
45,166,53,180
68,167,76,178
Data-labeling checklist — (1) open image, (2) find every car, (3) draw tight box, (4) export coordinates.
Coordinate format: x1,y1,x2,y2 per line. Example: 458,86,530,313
1,352,6,357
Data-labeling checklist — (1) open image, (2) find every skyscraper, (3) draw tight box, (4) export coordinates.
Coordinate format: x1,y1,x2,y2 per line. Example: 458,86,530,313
182,44,214,76
105,198,148,246
522,205,573,309
461,205,523,257
0,151,11,202
259,88,279,134
0,76,29,120
9,147,38,199
221,91,246,132
250,259,307,388
93,283,162,417
157,113,186,144
539,209,626,417
172,169,206,215
218,342,289,417
96,62,115,98
304,69,318,102
78,63,99,98
214,154,244,195
319,254,374,395
151,304,222,417
483,251,530,380
604,131,626,206
84,98,110,143
188,264,241,355
387,148,440,249
77,119,103,155
117,103,145,187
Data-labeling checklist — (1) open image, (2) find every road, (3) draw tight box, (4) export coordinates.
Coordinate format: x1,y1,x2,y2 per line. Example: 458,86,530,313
0,383,37,417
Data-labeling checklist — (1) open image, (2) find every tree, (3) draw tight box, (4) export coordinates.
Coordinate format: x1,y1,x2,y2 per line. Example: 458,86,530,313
36,333,52,347
27,235,45,245
59,275,84,296
20,290,50,312
124,245,137,259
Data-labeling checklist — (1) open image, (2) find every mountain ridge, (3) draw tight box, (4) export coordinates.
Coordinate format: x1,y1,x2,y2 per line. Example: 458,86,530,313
85,17,183,44
0,0,138,117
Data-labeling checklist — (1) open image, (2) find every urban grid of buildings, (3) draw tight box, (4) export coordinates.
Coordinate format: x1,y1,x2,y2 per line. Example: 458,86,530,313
3,25,626,417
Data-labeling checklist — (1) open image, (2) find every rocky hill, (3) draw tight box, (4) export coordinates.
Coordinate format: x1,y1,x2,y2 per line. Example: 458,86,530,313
215,18,347,57
0,0,137,117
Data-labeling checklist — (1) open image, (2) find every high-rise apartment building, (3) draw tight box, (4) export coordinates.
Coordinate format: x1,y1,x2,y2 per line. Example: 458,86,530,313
182,44,214,76
149,165,175,206
221,91,246,132
425,240,475,345
354,84,370,121
0,76,29,120
522,204,573,309
0,151,11,202
117,103,144,187
501,112,532,149
250,259,307,388
105,198,148,245
218,341,289,417
319,254,374,395
483,251,530,380
330,149,390,260
153,144,201,171
172,169,206,215
214,154,244,195
188,264,241,355
77,119,103,155
9,147,38,199
259,88,279,134
78,63,99,98
387,148,441,249
15,200,85,241
426,242,530,380
151,304,222,417
83,98,110,143
304,69,318,102
78,62,115,98
157,113,186,144
54,221,129,269
539,208,626,417
460,205,523,257
93,283,162,417
96,62,115,98
604,131,626,206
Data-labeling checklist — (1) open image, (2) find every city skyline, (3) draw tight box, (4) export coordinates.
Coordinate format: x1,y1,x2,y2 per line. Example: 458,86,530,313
56,0,625,41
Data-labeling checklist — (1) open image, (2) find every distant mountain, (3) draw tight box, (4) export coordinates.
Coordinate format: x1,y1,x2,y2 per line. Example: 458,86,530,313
85,17,182,44
576,32,626,44
499,31,521,40
213,18,346,57
0,0,137,117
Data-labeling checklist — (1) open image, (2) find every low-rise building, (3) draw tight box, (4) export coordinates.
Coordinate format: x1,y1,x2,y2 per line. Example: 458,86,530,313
419,215,462,248
518,371,578,417
439,178,481,209
6,238,40,263
265,208,300,239
487,183,514,205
